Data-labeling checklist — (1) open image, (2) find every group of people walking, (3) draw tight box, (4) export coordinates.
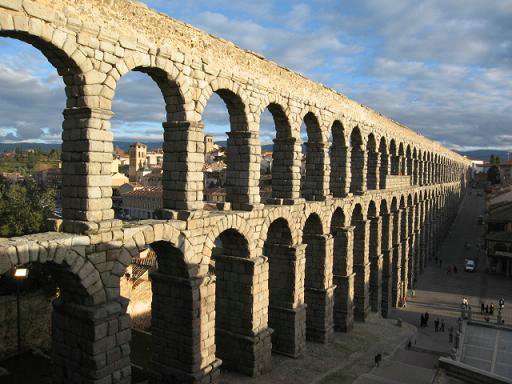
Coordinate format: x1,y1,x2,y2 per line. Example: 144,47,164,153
434,256,459,274
481,302,495,315
419,312,445,332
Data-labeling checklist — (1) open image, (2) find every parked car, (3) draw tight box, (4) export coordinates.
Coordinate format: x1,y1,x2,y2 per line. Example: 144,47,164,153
464,259,476,272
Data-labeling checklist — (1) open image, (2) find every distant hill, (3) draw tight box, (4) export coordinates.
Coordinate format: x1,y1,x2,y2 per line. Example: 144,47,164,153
1,142,508,161
0,141,163,153
457,150,511,162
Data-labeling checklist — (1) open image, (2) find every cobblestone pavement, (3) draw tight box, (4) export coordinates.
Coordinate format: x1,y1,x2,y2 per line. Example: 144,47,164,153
219,315,415,384
391,188,512,353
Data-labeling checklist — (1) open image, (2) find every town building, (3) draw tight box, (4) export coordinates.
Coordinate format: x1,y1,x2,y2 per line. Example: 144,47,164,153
121,186,162,219
204,134,215,155
485,187,512,277
128,142,147,182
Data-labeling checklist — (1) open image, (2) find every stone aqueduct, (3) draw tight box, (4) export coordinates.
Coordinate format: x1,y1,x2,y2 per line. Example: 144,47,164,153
0,1,472,383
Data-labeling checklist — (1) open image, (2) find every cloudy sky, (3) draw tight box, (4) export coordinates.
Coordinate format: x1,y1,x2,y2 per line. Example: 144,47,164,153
0,0,511,151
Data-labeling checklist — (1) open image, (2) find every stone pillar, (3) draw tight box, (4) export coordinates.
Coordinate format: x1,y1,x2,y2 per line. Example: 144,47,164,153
150,273,220,384
303,142,329,201
162,121,204,213
271,137,301,201
214,255,272,376
353,219,370,321
332,226,355,332
330,145,351,197
400,208,409,301
369,217,383,313
350,145,367,195
366,150,379,190
391,211,402,308
408,233,416,289
379,152,388,189
379,213,392,316
304,234,335,342
52,298,131,384
264,243,306,357
391,154,400,175
400,155,406,175
418,160,424,186
425,220,433,262
226,131,262,210
407,157,413,178
413,159,419,185
61,107,120,234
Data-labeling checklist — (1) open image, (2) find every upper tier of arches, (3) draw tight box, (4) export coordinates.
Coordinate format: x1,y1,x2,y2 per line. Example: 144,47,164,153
0,1,472,234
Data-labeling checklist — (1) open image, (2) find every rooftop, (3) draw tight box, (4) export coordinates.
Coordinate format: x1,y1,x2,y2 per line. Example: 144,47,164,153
458,322,512,381
487,203,512,223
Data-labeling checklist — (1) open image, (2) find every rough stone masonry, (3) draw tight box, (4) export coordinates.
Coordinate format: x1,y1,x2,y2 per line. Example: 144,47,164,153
0,0,472,383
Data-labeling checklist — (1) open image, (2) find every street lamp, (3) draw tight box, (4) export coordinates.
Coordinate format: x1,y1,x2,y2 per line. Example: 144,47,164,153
14,267,29,359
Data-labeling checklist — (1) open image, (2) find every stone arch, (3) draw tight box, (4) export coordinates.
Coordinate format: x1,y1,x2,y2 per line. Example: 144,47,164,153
378,136,388,189
366,200,380,313
406,144,412,178
259,101,295,200
350,203,368,320
0,235,120,384
210,226,271,375
258,207,299,249
302,212,333,342
366,133,378,190
200,79,258,208
0,236,104,305
379,197,392,317
145,239,218,382
105,52,191,120
300,111,328,200
412,147,418,185
264,217,305,356
330,120,350,197
398,142,406,175
0,19,104,229
389,139,399,175
202,215,253,260
330,206,353,331
350,126,366,194
197,77,252,123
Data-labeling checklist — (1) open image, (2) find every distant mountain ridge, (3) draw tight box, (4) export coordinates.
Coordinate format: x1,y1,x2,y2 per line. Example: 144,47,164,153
456,150,511,162
0,142,509,161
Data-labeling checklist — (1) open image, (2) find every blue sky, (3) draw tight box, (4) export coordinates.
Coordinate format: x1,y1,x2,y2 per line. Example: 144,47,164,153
0,0,511,150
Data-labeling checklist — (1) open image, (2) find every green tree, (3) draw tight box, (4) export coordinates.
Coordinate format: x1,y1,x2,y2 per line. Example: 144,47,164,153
487,165,501,185
0,179,56,237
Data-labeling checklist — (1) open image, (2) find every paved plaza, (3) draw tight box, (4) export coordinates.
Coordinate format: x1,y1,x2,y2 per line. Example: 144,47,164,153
392,189,512,340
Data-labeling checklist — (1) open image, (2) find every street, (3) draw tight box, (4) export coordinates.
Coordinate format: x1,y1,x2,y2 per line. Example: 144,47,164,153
392,188,512,352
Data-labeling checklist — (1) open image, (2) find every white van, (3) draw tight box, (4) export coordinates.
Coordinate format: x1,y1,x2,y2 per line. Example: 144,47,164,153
464,259,476,272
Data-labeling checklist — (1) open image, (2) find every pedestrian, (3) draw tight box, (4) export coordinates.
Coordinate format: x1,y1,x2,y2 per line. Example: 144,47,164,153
420,314,425,328
440,319,445,332
486,304,489,314
453,265,458,274
374,354,382,367
481,302,485,315
403,296,407,308
425,312,430,327
434,319,439,332
490,303,494,315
